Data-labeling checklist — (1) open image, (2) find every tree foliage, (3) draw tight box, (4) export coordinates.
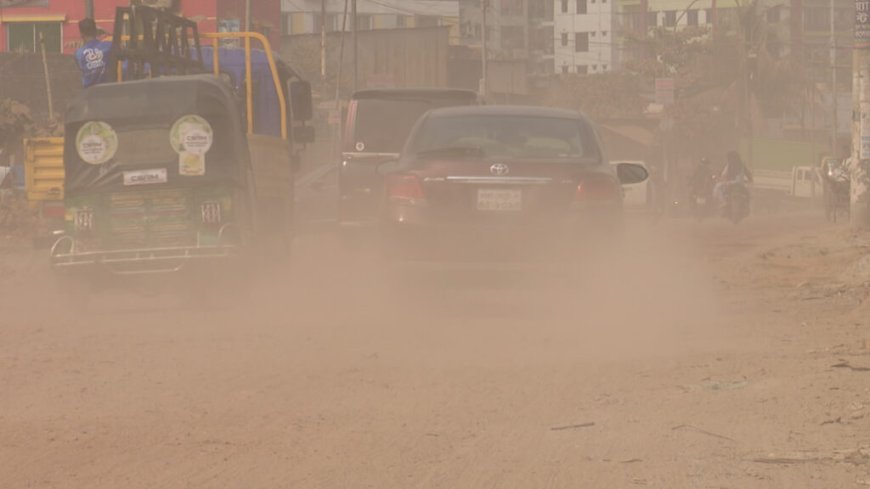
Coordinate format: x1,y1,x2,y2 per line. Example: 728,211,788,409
540,72,647,120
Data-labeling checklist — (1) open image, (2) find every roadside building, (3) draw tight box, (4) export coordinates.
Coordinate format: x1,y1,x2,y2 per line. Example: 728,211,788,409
281,0,461,45
0,0,280,55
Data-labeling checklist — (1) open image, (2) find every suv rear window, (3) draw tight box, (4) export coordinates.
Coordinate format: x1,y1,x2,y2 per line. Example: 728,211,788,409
351,96,476,154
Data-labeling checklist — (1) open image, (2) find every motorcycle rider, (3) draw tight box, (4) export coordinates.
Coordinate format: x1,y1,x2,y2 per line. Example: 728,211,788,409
714,151,753,209
819,146,850,189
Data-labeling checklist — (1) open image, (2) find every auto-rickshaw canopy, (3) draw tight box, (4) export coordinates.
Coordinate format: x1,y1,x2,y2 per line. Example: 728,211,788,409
64,75,250,196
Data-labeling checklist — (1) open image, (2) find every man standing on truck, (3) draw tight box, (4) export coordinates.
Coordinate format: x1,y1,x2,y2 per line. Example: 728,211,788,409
75,19,113,88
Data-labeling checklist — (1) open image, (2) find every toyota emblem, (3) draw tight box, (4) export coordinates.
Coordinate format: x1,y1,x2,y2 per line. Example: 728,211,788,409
490,163,509,176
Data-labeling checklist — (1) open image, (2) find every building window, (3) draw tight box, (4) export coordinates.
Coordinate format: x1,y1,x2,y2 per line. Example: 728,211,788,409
312,14,342,33
502,25,525,50
397,15,408,28
502,0,524,15
766,6,780,23
648,12,658,27
6,22,61,53
602,30,608,36
356,14,372,31
462,20,481,40
577,0,587,14
561,32,568,46
575,32,589,52
687,10,699,26
603,64,608,70
664,10,677,27
562,64,569,74
562,0,569,13
577,65,588,74
417,15,439,27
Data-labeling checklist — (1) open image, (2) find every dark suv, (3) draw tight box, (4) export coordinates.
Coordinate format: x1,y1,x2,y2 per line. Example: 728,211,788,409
339,89,483,243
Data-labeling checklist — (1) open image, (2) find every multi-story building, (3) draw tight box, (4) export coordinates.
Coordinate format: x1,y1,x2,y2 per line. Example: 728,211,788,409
554,0,616,74
529,1,556,73
0,0,280,54
458,0,554,74
793,0,852,85
281,0,461,44
460,0,529,59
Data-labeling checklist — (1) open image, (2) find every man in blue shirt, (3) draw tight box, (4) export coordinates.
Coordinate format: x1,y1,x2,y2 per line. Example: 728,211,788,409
74,18,113,88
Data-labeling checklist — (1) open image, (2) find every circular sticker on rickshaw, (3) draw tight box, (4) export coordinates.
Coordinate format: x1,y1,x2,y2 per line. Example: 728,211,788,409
170,115,213,176
170,115,213,155
76,121,118,165
355,142,365,152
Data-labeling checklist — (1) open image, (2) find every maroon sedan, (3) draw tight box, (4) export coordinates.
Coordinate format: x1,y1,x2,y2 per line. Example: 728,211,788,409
378,106,648,261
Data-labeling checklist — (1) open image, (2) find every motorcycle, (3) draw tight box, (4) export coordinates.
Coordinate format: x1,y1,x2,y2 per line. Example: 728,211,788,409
823,161,850,223
721,180,750,224
690,174,716,221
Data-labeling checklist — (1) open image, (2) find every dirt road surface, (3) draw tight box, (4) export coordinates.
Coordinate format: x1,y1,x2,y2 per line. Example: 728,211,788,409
2,212,870,488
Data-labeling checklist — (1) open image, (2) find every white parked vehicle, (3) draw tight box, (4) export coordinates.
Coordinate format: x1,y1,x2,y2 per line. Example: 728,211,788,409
610,160,651,208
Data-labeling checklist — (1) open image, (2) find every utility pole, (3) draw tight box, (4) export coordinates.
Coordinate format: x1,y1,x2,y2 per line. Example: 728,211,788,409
852,0,870,228
711,0,717,37
480,0,488,97
830,0,838,157
244,0,252,32
321,0,328,81
351,0,358,92
85,0,94,19
335,0,350,155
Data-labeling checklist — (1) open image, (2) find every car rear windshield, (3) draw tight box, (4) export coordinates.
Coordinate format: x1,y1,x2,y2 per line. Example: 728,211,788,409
352,96,475,154
409,115,600,161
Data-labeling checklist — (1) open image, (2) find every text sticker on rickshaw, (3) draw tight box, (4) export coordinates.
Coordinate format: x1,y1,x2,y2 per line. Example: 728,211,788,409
76,121,118,165
170,115,214,177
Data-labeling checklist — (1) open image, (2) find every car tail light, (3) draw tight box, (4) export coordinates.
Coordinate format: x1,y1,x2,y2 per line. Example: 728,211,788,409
74,209,94,231
386,174,426,203
576,175,620,201
201,201,222,225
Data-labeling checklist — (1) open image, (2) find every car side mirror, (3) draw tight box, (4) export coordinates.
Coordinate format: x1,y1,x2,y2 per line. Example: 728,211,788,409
377,159,401,176
294,125,315,144
616,163,649,185
289,80,313,122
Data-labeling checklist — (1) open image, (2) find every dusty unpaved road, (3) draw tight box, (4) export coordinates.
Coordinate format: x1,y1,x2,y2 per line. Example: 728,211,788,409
2,212,870,488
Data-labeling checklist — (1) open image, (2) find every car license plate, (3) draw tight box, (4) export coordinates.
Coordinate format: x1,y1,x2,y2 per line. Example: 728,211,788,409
477,188,522,211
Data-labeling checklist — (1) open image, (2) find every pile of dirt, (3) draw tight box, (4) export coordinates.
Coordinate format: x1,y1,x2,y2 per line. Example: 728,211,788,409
0,98,61,150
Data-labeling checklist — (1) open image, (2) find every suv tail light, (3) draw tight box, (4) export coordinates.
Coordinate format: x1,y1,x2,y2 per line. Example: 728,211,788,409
576,175,620,201
386,174,426,203
201,201,222,225
74,209,94,231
